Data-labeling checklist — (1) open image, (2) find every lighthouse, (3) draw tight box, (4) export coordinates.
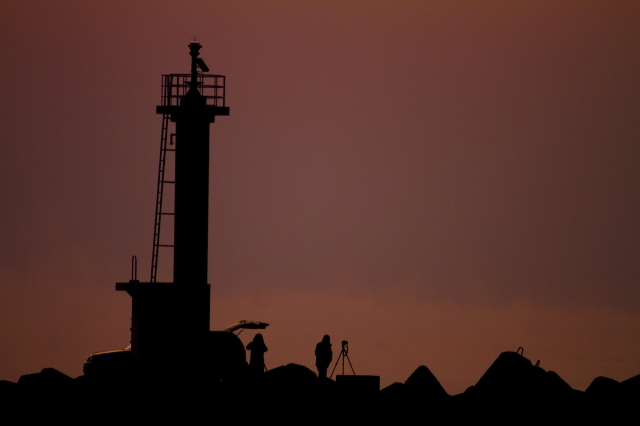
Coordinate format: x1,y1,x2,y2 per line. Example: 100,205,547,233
116,42,229,375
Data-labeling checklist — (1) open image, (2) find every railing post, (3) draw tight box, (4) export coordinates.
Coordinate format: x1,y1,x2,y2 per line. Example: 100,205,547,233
131,255,137,281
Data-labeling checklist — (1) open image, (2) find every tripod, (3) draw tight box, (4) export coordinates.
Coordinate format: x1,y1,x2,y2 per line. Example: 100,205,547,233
330,341,355,378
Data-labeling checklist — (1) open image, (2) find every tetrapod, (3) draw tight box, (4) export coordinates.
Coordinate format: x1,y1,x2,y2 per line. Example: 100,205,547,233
330,340,355,378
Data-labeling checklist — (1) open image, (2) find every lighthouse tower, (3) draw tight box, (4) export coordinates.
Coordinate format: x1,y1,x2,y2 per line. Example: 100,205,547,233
116,42,229,374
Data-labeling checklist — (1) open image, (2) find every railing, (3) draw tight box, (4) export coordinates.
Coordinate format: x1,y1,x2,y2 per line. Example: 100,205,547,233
161,74,226,107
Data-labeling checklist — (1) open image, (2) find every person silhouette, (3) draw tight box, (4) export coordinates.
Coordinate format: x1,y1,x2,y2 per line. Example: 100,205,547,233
315,335,333,379
246,333,268,374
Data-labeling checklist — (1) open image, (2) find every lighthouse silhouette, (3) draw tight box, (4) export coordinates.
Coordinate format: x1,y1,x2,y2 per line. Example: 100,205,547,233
116,42,229,378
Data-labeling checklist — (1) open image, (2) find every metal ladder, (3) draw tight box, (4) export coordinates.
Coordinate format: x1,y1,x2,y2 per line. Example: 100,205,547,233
150,114,175,282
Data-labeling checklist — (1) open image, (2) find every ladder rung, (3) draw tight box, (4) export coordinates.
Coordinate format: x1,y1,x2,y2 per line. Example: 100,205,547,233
161,180,175,184
158,244,174,247
160,212,175,215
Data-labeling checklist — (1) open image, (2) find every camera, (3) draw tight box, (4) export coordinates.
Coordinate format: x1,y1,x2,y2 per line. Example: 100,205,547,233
341,340,348,347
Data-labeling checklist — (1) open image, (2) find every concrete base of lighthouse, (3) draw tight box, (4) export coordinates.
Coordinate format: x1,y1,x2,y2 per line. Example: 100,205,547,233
116,281,210,376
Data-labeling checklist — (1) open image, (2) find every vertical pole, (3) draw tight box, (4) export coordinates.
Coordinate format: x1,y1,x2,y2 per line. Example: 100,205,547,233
188,42,201,96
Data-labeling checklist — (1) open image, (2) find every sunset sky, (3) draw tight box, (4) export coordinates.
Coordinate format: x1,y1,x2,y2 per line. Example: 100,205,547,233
1,1,639,393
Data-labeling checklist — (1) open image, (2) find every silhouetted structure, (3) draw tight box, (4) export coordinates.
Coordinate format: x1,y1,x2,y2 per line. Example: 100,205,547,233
403,365,449,400
115,42,229,377
246,333,268,374
315,335,332,378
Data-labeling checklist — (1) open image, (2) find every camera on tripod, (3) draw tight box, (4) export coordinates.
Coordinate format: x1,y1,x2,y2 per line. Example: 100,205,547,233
330,339,355,378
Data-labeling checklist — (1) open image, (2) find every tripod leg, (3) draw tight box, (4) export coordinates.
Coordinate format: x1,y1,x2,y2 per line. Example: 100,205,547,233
344,354,356,375
329,353,342,379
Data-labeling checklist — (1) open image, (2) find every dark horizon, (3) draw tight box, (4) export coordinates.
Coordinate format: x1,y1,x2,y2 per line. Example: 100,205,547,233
0,1,639,393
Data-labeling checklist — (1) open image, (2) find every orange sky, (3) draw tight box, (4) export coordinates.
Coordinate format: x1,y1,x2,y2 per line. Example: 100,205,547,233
1,1,639,392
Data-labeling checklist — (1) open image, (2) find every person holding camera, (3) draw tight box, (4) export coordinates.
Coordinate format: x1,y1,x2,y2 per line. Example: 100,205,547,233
315,335,333,379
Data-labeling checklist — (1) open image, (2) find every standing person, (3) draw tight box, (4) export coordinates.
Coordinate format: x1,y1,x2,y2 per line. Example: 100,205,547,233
246,333,268,374
315,335,333,379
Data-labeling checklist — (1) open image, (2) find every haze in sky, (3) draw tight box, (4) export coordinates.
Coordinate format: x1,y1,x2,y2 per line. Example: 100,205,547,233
0,1,639,393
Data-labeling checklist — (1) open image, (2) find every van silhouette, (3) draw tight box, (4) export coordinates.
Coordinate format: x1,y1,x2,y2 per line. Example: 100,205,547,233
83,320,268,382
